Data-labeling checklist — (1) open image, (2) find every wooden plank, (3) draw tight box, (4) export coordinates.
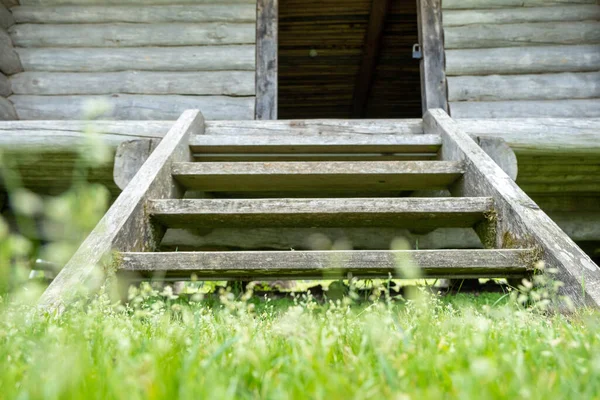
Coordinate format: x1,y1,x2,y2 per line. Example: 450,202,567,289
417,0,447,112
426,108,600,308
113,139,155,191
12,4,256,23
148,197,493,230
171,161,464,191
446,45,600,76
450,99,600,118
37,110,204,314
0,4,14,29
443,0,596,9
255,0,277,120
351,0,391,117
10,94,255,120
443,6,600,26
16,46,255,72
0,71,10,96
119,249,534,280
445,21,600,49
10,71,255,96
0,27,21,75
478,137,517,181
10,23,256,47
0,96,16,119
448,72,600,101
189,134,442,154
193,153,438,162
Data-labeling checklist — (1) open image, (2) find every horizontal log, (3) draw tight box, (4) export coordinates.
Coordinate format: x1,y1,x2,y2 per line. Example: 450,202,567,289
450,99,600,118
9,94,255,120
0,27,22,75
10,23,256,47
119,249,534,280
0,4,14,29
446,45,600,76
16,46,255,72
443,0,597,9
0,71,10,96
10,71,255,96
446,21,600,49
171,161,464,192
443,5,600,26
0,96,16,119
0,120,172,139
448,72,600,101
148,197,494,230
20,0,254,4
551,212,600,241
520,183,600,193
12,4,256,23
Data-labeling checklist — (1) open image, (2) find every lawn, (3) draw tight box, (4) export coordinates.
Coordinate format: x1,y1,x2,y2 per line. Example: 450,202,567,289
1,282,599,400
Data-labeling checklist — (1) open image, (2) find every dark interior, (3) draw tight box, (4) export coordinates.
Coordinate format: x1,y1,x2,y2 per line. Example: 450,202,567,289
278,0,422,119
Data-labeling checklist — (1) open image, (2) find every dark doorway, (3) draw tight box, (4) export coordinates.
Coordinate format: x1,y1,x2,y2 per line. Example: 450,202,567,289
278,0,422,119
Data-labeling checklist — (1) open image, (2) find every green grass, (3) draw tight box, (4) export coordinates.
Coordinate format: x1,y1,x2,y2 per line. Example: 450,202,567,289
1,284,599,400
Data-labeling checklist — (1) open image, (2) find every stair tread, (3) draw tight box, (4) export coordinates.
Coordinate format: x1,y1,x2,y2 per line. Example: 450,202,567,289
148,197,493,229
119,249,535,279
172,160,464,191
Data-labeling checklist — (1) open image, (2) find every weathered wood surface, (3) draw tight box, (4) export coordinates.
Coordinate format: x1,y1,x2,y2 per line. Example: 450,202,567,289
255,0,277,120
0,27,21,75
21,0,254,4
443,5,600,26
443,0,597,9
0,96,16,119
10,23,256,47
551,213,600,242
171,161,464,192
446,45,600,76
1,1,18,9
16,46,255,72
10,95,255,120
445,21,600,49
450,99,600,118
113,139,155,191
189,134,442,154
0,4,14,29
37,110,204,314
448,72,600,101
0,71,10,96
12,4,256,23
0,119,172,138
427,108,600,308
478,137,518,181
148,197,493,230
119,249,534,280
10,71,255,96
518,182,600,193
417,0,447,112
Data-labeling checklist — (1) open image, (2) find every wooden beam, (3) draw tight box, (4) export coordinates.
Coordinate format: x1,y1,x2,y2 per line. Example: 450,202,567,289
37,110,204,314
351,0,391,118
255,0,277,120
417,0,448,113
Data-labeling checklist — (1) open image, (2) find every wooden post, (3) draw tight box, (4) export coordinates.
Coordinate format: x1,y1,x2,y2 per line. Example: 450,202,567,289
255,0,278,120
417,0,448,114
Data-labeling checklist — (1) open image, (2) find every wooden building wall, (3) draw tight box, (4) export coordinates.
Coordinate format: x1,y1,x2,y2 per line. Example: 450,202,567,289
442,0,600,118
2,0,257,120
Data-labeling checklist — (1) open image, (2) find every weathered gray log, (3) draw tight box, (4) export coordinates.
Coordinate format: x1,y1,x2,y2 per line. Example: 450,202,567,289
446,45,600,76
189,134,441,154
443,0,596,9
0,71,10,96
255,0,277,120
171,161,464,192
119,249,534,280
21,0,254,4
10,23,256,47
551,213,600,242
478,137,518,181
148,197,493,230
450,99,600,118
0,4,14,29
37,110,204,314
0,96,16,119
10,94,255,120
113,139,155,190
12,4,256,23
443,5,600,26
427,108,600,308
445,21,600,49
448,72,600,101
10,71,255,96
16,46,255,72
519,182,600,193
0,27,21,75
0,119,172,138
417,0,447,112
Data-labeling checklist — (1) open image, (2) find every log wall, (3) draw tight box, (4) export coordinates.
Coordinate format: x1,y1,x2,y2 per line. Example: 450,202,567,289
3,0,256,120
443,1,600,118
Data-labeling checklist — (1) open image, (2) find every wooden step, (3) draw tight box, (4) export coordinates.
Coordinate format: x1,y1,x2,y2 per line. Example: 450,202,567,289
119,249,535,280
172,161,464,191
148,197,494,229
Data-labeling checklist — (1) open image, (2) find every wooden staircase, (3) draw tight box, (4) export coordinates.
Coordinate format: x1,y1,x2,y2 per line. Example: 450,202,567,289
37,109,600,312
